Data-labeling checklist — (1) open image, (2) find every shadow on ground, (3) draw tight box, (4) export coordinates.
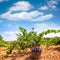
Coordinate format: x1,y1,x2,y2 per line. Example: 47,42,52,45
54,46,60,52
25,57,39,60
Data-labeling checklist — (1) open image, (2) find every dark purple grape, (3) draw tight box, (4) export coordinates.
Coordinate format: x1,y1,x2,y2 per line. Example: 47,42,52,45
31,47,42,52
31,48,36,52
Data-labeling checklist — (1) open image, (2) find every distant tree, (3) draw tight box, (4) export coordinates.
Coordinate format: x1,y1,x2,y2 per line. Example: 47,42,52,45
0,35,3,41
40,29,60,48
0,35,4,46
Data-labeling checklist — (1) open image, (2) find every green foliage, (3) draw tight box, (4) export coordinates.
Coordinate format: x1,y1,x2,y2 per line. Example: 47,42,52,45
0,27,60,57
17,27,29,50
17,27,41,50
0,35,3,40
0,35,8,47
4,42,16,57
17,27,60,49
41,29,60,48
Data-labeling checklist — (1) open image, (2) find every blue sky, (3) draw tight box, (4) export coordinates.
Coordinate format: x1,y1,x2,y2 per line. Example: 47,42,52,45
0,0,60,41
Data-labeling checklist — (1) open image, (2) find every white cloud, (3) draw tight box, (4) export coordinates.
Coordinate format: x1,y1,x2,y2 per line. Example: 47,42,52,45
0,1,54,21
33,22,60,37
0,10,53,21
0,0,8,2
47,0,60,9
29,11,44,18
2,31,19,41
33,23,60,33
39,6,48,10
33,14,53,21
9,1,33,11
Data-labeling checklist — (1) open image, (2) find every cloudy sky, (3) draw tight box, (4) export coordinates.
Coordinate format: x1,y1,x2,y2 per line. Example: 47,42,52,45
0,0,60,41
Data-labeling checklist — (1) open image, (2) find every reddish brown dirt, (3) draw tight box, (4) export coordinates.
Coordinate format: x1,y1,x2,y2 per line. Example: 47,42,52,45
0,45,60,60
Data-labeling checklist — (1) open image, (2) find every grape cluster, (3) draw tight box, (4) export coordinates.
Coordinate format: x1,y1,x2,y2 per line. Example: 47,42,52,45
31,47,42,52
